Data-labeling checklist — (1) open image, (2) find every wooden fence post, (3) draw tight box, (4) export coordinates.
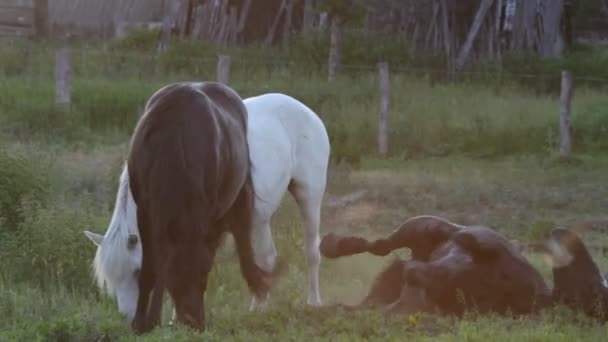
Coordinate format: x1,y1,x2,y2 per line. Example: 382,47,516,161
378,62,390,158
55,48,71,107
559,70,573,158
217,55,231,84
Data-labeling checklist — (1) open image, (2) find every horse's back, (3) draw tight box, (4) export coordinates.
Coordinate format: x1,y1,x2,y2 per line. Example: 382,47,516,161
245,93,329,170
245,93,328,147
244,93,329,209
129,82,249,225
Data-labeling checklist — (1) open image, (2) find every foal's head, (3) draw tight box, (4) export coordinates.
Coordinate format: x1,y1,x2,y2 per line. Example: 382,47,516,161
84,165,141,322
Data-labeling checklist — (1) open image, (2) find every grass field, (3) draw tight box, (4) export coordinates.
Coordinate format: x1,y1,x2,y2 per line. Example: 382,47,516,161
1,40,608,341
1,141,608,341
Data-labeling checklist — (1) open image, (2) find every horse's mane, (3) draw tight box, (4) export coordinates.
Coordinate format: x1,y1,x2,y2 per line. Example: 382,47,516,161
92,163,138,295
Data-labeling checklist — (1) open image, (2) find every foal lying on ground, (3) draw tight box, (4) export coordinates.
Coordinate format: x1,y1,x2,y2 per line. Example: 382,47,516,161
320,215,552,316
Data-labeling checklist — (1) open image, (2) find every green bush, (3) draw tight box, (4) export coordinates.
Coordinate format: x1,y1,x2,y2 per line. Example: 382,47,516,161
0,42,32,77
106,27,161,52
1,197,103,291
0,149,50,232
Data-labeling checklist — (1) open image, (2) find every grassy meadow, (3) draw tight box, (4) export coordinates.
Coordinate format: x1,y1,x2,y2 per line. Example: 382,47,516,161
1,36,608,341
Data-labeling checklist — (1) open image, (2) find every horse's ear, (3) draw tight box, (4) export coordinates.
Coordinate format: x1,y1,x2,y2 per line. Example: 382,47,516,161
127,234,138,250
84,231,104,246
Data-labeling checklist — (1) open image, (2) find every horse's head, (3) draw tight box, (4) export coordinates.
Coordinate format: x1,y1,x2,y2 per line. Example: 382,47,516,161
83,164,141,322
545,228,608,318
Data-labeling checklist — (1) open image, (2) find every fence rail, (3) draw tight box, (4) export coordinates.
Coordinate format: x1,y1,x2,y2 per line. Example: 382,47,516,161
48,48,581,159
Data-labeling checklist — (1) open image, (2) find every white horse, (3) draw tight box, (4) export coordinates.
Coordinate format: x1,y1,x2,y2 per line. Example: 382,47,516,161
84,93,330,322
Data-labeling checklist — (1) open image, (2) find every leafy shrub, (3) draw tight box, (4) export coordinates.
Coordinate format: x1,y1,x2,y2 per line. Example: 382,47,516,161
1,197,103,291
0,42,31,77
106,27,161,52
0,149,50,232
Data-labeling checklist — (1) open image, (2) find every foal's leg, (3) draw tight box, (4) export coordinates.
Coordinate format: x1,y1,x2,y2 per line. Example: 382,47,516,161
290,183,324,306
249,211,277,311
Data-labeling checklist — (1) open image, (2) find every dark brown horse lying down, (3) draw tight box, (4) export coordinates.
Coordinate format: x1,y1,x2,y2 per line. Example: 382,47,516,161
320,215,553,316
545,228,608,320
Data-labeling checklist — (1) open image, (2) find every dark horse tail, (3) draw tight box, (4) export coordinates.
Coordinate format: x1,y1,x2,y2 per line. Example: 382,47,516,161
229,136,283,302
229,172,269,299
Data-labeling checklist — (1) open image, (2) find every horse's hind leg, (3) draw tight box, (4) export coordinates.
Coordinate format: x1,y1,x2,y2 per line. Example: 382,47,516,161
290,181,324,306
249,212,277,311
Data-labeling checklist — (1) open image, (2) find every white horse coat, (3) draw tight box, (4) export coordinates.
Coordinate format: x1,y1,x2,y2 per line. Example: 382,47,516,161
85,93,330,321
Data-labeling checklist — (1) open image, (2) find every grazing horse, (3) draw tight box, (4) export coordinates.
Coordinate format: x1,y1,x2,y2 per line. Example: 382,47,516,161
123,81,275,333
84,93,330,323
320,215,552,316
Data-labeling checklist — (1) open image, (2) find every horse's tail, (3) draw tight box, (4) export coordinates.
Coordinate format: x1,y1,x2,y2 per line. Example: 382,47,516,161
230,171,283,299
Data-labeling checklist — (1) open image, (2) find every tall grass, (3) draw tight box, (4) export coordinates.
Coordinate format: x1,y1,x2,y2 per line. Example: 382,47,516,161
1,42,607,163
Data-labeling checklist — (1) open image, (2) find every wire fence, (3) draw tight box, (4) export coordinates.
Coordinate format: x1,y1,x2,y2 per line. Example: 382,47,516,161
4,47,599,89
2,46,608,160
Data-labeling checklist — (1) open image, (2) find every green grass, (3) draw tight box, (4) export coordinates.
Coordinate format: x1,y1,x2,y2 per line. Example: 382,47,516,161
1,42,607,163
1,38,608,340
1,137,608,340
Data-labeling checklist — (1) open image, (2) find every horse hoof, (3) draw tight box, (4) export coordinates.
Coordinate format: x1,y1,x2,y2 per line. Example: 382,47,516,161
131,317,151,335
307,299,322,307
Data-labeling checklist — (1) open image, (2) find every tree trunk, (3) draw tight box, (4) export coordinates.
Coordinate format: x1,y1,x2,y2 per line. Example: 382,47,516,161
537,0,565,58
183,0,194,37
439,0,451,70
158,0,183,52
282,0,295,46
424,2,439,51
265,0,286,46
562,0,575,51
302,0,314,34
236,0,253,34
34,0,49,39
328,16,342,81
454,0,494,70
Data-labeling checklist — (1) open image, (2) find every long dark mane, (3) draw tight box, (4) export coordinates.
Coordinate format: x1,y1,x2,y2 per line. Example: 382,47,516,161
127,82,274,333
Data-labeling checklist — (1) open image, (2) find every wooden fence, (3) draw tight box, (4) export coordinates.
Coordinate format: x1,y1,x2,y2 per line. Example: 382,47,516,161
51,49,575,159
0,0,35,37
